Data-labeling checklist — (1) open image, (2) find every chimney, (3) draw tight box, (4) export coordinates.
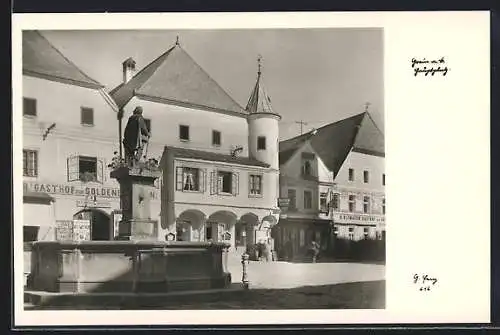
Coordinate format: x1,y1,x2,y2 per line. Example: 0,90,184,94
122,57,136,83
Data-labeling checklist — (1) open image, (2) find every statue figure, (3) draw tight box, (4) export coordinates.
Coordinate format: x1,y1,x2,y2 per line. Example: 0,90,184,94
123,106,150,166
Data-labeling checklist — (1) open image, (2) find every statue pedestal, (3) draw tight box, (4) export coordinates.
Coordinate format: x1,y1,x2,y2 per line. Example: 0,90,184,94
111,166,161,241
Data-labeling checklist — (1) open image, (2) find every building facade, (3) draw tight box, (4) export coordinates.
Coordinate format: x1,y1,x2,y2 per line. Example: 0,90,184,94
22,31,127,243
275,112,385,260
22,31,281,249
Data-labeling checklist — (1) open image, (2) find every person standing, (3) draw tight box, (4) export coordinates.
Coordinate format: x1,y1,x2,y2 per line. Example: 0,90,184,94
310,240,320,263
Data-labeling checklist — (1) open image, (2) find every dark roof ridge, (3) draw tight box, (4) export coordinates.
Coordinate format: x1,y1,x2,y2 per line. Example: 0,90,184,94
33,31,102,88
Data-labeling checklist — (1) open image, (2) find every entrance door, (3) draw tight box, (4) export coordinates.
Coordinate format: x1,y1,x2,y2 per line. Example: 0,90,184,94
73,209,111,241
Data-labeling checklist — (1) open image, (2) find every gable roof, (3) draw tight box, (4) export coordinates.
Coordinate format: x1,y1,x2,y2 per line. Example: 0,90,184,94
23,30,103,89
162,146,270,168
110,43,245,116
279,112,385,177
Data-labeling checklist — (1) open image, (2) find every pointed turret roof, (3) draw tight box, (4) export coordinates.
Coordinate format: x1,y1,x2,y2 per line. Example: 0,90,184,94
110,41,245,115
279,112,384,177
23,30,103,89
245,56,281,118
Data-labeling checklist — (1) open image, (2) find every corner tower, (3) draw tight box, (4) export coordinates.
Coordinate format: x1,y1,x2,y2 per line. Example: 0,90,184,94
246,56,281,170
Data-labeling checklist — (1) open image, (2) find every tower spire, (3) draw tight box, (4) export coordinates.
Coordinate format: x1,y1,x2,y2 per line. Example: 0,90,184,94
257,54,262,76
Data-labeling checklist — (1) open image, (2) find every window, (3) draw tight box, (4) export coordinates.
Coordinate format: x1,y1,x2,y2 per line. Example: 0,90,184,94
23,97,37,117
179,125,190,141
332,193,340,210
175,167,205,192
363,227,369,239
299,229,305,247
144,118,151,133
24,226,39,243
288,189,297,211
81,107,94,126
348,168,354,181
212,130,221,146
249,174,263,196
363,170,369,183
348,195,356,212
363,196,370,213
382,173,386,186
319,192,328,213
333,226,339,237
348,227,354,240
304,190,312,209
302,160,312,176
257,136,266,150
67,155,104,183
23,149,38,177
210,170,239,195
382,198,386,215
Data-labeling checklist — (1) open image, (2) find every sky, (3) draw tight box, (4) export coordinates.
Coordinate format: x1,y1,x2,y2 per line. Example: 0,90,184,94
41,29,384,140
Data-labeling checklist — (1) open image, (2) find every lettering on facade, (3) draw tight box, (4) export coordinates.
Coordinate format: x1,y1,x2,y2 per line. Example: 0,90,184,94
333,213,385,224
23,181,158,200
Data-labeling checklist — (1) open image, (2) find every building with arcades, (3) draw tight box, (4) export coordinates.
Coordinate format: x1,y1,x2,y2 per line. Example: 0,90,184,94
22,30,281,253
274,112,385,261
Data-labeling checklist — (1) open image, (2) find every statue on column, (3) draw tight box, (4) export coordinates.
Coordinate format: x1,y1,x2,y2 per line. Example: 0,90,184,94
123,106,150,167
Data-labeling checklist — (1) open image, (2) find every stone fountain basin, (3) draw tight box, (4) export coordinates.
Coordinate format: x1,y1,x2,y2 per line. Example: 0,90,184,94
26,241,231,294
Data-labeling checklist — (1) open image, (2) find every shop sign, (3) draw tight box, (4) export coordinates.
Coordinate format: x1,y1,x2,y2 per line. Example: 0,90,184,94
76,200,112,208
23,181,159,200
73,219,91,241
278,198,290,208
333,213,385,224
55,220,73,241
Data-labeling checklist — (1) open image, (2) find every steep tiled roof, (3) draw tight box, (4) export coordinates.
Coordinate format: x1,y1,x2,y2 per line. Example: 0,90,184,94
163,146,270,168
279,112,384,177
110,43,245,115
23,30,103,89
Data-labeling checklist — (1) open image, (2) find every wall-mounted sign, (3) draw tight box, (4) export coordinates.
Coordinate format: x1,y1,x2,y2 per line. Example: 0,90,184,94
278,198,290,208
76,200,112,208
23,181,159,200
55,220,73,241
73,219,91,241
333,213,385,225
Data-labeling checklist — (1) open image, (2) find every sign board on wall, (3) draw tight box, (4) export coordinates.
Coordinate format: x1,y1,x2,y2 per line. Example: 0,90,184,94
73,219,91,241
55,220,73,241
333,213,385,225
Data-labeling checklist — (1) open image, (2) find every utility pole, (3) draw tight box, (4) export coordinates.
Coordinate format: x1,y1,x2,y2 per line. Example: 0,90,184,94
295,120,308,135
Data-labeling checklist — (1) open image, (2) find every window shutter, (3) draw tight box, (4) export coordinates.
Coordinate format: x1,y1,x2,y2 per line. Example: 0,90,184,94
198,169,204,192
67,155,79,182
232,172,239,195
202,169,207,192
210,171,217,195
96,159,104,184
176,167,183,191
248,173,252,194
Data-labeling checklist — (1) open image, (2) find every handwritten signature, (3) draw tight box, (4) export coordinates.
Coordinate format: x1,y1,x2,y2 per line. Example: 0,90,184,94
413,273,438,291
411,57,450,77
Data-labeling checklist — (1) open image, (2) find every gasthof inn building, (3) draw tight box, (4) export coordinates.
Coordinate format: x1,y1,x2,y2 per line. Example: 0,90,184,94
274,112,385,260
22,31,281,251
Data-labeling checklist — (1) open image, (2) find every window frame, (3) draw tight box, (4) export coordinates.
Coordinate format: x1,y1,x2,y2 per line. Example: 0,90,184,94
23,97,37,118
211,170,239,196
175,166,205,193
248,173,263,197
348,194,356,212
179,124,190,142
363,170,369,183
363,196,370,214
348,168,354,181
67,155,104,184
332,193,340,210
212,130,221,147
319,192,328,213
257,136,266,150
80,106,94,126
303,190,313,209
23,149,38,177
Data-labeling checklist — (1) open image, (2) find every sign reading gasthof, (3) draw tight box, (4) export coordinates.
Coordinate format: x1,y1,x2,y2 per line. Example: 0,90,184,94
333,213,385,224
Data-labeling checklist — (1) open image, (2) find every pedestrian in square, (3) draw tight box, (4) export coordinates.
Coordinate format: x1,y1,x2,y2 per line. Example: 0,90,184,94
310,240,320,263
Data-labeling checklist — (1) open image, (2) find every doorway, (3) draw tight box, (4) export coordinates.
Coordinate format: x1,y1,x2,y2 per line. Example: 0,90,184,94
73,209,111,241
